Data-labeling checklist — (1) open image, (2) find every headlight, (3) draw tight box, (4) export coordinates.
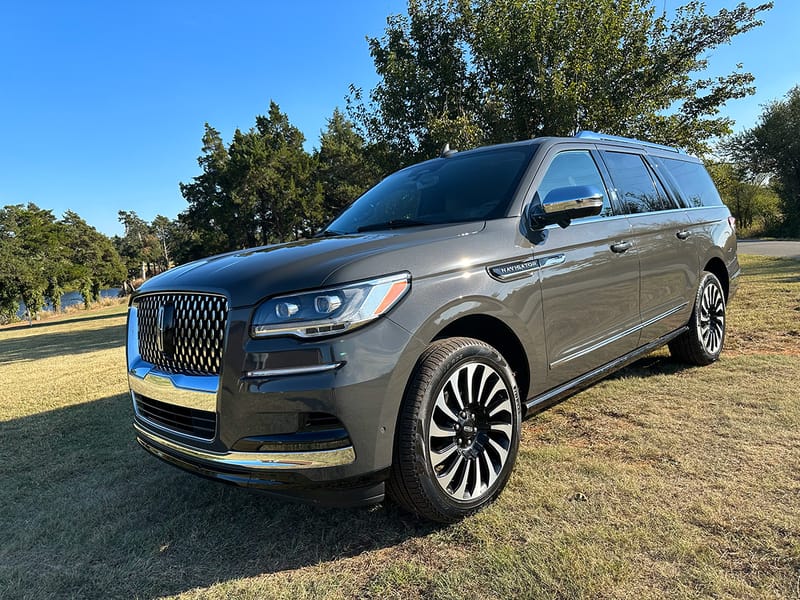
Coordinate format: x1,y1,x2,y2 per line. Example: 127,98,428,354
250,272,411,338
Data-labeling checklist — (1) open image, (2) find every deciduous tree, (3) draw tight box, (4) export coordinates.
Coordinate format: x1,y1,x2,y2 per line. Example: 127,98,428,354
723,85,800,235
351,0,772,166
706,162,781,233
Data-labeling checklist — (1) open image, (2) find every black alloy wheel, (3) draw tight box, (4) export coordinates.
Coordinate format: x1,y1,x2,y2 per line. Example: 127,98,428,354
388,337,521,523
669,271,726,365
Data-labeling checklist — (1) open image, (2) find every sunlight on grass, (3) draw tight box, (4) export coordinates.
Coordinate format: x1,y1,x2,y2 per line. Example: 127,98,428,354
0,305,128,420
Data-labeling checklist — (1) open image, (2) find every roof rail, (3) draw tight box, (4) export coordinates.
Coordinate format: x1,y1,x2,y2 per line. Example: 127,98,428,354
575,131,682,154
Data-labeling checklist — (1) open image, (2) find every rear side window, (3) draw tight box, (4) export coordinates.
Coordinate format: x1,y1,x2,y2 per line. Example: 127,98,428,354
602,151,674,214
536,150,613,217
658,157,723,208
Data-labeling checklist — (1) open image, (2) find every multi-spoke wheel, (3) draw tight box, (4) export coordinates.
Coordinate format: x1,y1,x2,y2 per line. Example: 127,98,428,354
388,337,521,523
669,271,727,366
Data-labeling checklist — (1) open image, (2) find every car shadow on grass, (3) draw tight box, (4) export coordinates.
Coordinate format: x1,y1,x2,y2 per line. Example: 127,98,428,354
0,393,438,599
0,321,126,364
610,353,692,380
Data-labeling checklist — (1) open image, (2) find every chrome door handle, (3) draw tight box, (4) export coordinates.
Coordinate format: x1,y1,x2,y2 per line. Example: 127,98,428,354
538,253,566,268
610,241,632,253
676,230,691,240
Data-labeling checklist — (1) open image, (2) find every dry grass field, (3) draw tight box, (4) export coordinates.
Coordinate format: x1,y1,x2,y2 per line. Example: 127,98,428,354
0,255,798,599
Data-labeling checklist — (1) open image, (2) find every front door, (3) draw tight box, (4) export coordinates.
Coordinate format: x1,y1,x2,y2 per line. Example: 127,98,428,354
531,149,641,388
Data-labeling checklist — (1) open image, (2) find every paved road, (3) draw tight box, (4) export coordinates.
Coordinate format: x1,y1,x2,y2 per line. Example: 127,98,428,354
738,239,800,260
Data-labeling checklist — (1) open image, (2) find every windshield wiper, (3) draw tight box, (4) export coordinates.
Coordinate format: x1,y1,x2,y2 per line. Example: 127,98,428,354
356,219,431,233
314,229,345,238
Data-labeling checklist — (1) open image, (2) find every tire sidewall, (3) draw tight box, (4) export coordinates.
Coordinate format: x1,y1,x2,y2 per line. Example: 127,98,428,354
412,342,522,517
693,272,726,363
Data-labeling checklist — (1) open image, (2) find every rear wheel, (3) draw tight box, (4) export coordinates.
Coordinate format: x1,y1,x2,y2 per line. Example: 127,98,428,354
669,271,726,365
388,337,521,523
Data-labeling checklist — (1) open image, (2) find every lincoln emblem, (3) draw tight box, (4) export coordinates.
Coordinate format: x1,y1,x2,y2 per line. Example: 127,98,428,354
156,302,176,355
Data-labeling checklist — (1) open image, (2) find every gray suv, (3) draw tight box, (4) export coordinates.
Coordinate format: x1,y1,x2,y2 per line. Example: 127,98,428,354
127,131,739,522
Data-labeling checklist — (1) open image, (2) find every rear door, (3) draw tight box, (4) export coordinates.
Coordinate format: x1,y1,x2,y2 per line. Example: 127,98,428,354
599,150,696,343
530,147,641,387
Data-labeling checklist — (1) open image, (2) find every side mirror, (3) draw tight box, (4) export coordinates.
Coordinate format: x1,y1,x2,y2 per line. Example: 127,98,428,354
528,185,605,229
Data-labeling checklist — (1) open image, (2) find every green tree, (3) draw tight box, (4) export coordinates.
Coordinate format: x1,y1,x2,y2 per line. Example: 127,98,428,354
706,162,781,234
151,215,175,268
180,102,322,258
723,85,800,236
235,101,322,244
115,210,166,278
0,204,126,320
179,124,243,254
0,211,27,321
0,204,60,318
349,0,481,167
315,108,381,221
351,0,771,166
62,211,126,306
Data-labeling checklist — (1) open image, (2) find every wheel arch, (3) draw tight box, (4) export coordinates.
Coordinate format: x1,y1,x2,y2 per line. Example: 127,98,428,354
703,256,730,300
431,314,531,402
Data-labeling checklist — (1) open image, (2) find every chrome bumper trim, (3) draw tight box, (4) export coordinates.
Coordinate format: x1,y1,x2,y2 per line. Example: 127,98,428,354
244,362,344,378
128,369,218,412
134,421,356,470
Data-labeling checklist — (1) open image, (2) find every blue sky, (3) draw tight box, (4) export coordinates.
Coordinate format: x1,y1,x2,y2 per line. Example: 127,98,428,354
0,1,797,237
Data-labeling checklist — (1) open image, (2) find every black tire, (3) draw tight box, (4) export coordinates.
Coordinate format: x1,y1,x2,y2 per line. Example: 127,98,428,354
388,337,522,523
669,271,726,366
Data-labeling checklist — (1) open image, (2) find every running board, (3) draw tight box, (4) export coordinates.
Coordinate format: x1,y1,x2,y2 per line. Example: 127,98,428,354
524,327,689,417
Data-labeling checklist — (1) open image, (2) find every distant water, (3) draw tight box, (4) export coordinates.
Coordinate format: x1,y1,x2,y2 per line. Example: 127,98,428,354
16,288,122,318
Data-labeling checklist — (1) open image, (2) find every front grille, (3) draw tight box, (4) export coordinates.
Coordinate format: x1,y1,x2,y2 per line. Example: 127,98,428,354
137,293,228,375
135,394,217,440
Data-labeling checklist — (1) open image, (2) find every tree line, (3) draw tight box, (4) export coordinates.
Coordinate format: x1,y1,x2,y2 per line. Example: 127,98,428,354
0,106,382,322
4,0,799,322
0,205,126,321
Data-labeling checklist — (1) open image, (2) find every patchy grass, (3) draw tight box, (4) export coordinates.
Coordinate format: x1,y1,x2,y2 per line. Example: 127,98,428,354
0,256,798,599
727,255,800,355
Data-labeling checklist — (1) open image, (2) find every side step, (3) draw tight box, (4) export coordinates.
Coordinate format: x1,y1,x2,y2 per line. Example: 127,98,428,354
524,327,688,416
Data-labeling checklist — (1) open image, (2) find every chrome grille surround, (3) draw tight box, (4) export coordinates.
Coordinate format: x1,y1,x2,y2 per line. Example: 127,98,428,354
136,292,228,375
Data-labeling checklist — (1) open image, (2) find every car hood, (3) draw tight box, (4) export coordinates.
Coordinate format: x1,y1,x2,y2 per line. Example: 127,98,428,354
135,222,484,308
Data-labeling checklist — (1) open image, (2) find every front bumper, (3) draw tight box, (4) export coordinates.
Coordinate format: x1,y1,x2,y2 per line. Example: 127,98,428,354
127,301,424,506
134,420,388,506
134,420,356,469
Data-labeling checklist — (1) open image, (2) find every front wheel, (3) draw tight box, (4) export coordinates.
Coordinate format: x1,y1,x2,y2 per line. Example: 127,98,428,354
388,337,521,523
669,271,726,365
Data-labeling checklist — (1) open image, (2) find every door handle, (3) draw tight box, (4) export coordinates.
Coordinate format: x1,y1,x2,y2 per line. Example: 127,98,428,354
610,241,632,253
676,230,691,240
538,253,566,268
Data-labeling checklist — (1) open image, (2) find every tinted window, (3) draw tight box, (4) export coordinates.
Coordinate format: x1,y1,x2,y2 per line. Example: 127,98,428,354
602,151,674,214
325,146,535,234
658,157,723,208
536,151,613,217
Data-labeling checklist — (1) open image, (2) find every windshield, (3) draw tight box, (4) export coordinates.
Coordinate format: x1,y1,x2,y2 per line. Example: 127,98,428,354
324,145,536,235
